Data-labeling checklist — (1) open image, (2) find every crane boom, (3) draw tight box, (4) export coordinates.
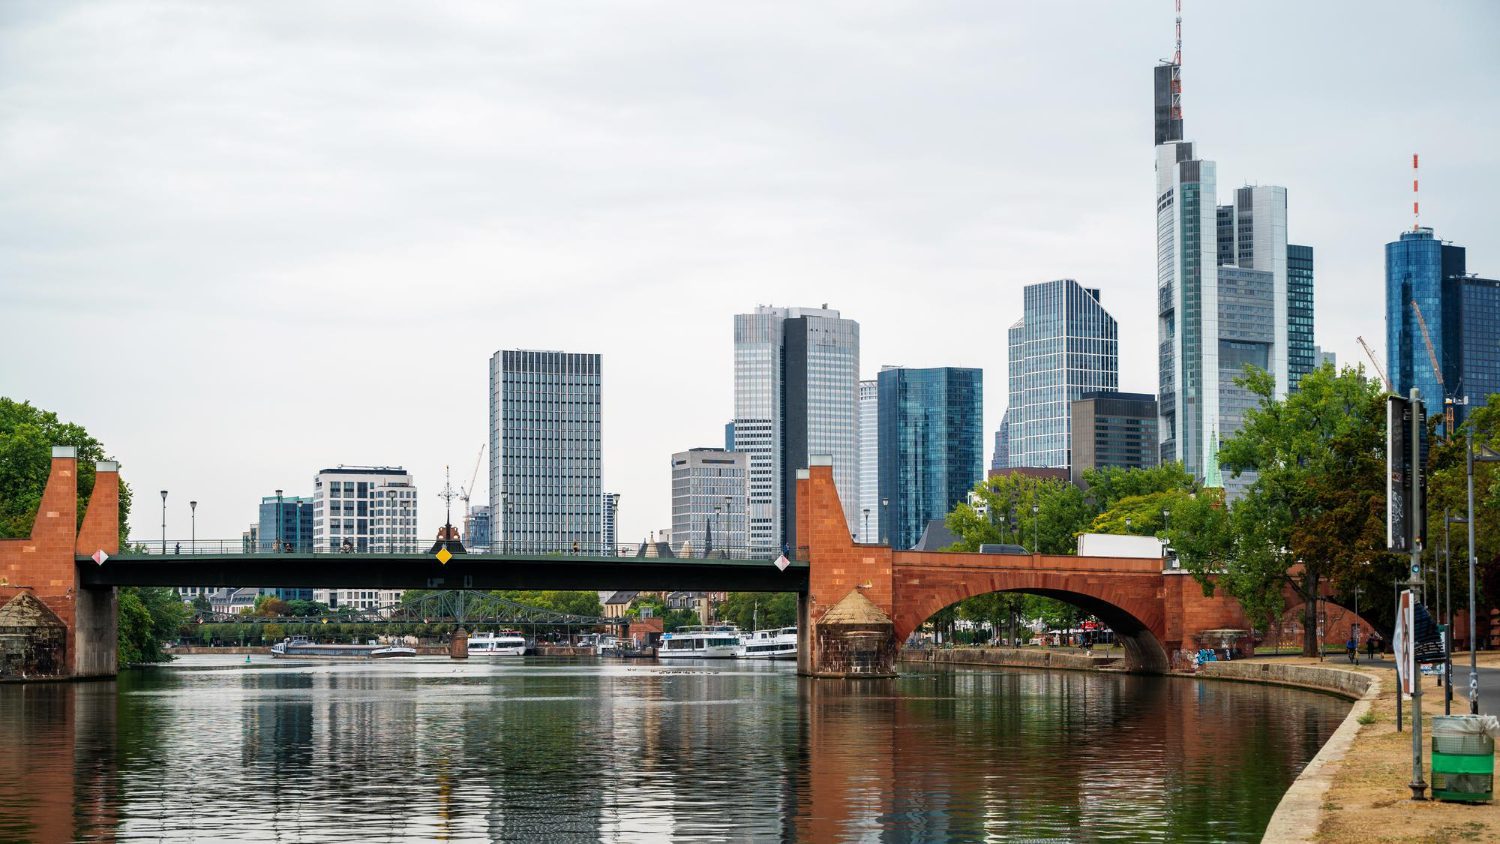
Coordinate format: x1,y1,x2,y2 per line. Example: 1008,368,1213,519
1410,300,1444,392
1356,336,1392,392
460,444,485,506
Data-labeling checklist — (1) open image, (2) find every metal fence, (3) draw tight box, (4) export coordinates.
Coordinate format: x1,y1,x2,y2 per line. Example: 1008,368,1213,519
124,538,779,561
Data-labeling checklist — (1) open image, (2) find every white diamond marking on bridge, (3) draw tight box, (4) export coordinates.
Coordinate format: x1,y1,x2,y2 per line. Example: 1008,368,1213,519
92,549,109,566
774,554,789,572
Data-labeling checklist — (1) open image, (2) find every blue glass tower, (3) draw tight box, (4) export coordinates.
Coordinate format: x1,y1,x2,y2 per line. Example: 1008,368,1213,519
1461,277,1500,411
1386,228,1467,418
877,367,983,550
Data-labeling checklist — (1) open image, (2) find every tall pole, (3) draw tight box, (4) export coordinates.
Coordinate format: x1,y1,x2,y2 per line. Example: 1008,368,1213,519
276,489,284,554
1408,387,1426,800
1032,504,1040,554
1466,427,1479,714
190,500,197,553
159,490,168,555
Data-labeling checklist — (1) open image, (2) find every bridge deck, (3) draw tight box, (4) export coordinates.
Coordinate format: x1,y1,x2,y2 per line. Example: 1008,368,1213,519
80,553,809,593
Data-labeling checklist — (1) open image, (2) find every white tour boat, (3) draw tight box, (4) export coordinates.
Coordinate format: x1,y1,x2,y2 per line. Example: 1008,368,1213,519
270,636,415,659
738,627,798,660
467,631,528,656
657,624,742,659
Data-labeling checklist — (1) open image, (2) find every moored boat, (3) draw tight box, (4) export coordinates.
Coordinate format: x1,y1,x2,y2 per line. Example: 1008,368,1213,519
270,636,416,659
738,627,797,660
468,631,528,656
657,625,741,659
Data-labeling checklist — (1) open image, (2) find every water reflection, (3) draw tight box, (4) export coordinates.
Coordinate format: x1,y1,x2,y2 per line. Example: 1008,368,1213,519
0,658,1347,842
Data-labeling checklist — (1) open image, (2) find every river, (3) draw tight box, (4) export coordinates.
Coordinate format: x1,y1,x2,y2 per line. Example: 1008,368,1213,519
0,656,1348,842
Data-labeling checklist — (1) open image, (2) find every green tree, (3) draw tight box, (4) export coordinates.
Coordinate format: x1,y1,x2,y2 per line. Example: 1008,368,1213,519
1079,463,1197,514
946,473,1091,554
1172,364,1398,655
1425,393,1500,615
718,592,797,630
117,587,189,664
0,397,133,545
1087,489,1196,537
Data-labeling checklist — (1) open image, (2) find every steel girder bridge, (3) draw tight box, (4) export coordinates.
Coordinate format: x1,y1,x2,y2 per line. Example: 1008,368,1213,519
197,590,624,630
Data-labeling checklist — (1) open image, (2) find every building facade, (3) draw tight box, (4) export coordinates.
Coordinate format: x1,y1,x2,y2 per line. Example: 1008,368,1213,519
877,367,983,551
464,504,492,552
1287,244,1316,389
257,495,314,553
1069,392,1159,485
858,379,880,543
601,492,619,555
990,409,1010,473
1007,279,1118,470
311,466,416,609
1460,276,1500,412
733,305,860,555
670,448,749,557
490,349,603,553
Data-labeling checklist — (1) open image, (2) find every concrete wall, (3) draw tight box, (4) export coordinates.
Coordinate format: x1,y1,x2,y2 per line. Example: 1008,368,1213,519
902,647,1107,672
1197,660,1374,700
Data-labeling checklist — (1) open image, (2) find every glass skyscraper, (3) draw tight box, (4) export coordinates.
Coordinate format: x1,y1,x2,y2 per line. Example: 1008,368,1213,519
1386,227,1499,427
1287,244,1316,389
1007,279,1118,469
733,306,860,555
877,367,983,551
858,379,879,543
489,349,603,553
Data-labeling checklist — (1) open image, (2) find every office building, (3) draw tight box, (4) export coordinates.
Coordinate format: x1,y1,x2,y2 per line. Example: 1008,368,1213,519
1069,392,1159,485
990,409,1010,473
1315,345,1337,369
1007,279,1118,470
490,349,603,553
312,465,416,609
1386,228,1500,428
877,366,983,550
733,305,860,554
858,379,880,543
464,504,492,552
1287,245,1316,389
670,448,749,557
601,492,619,555
257,494,314,553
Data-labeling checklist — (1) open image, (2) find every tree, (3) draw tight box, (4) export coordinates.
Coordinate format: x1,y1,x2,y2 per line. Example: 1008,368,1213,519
1079,463,1197,514
1425,393,1500,616
0,397,133,545
1087,489,1196,537
117,587,189,664
254,596,290,617
1172,364,1399,655
718,593,797,631
946,473,1091,554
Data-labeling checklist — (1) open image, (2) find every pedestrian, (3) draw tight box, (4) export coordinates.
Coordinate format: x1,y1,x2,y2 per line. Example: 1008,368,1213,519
174,542,181,555
1366,634,1378,660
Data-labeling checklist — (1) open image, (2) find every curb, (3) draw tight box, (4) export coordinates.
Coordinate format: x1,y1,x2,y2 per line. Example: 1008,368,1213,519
1260,669,1381,843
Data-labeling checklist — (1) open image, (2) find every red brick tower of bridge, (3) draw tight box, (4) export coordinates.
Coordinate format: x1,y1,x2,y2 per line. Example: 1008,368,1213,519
796,462,1263,676
0,447,120,678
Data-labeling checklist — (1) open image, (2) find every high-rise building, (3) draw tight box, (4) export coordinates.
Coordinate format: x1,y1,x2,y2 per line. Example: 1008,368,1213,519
464,504,492,552
858,379,880,543
877,367,983,551
1069,392,1160,485
670,448,749,557
257,494,314,553
1007,279,1118,470
1385,228,1499,428
1314,345,1337,369
733,305,860,554
990,409,1010,473
1156,52,1304,485
601,492,619,555
1287,244,1316,390
312,466,416,609
490,350,603,553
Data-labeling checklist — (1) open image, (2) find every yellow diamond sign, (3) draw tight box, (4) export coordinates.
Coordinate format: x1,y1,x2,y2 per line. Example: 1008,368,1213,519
435,547,453,565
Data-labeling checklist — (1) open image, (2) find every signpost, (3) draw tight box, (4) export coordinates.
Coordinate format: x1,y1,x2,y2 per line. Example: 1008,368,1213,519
1388,389,1427,800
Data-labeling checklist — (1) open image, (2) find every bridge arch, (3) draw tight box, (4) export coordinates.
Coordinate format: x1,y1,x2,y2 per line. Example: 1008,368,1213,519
895,573,1170,673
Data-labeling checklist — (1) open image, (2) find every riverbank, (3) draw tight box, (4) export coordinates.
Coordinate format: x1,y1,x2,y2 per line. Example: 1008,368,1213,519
900,646,1121,672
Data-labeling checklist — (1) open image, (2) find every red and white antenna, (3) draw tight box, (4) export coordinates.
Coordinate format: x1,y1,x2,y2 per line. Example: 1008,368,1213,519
1174,0,1183,66
1412,153,1420,232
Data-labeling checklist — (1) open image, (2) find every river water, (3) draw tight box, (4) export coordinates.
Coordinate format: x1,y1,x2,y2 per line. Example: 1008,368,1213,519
0,656,1348,843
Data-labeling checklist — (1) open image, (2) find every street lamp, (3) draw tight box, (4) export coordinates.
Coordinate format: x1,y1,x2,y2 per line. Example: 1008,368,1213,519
881,497,889,545
160,490,168,555
725,496,733,556
1463,429,1500,714
1124,517,1132,533
862,507,870,544
1162,508,1171,532
276,489,284,554
1031,504,1039,554
190,500,197,553
295,499,304,554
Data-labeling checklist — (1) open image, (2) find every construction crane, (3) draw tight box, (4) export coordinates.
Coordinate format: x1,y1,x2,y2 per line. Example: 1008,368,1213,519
460,444,485,511
1356,336,1392,392
1410,299,1458,436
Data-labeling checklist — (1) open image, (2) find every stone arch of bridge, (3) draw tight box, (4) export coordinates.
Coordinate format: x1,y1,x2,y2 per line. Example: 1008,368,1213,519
895,573,1170,673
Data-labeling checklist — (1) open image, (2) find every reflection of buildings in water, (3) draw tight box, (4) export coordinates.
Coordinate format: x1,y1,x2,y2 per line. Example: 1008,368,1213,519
0,683,102,842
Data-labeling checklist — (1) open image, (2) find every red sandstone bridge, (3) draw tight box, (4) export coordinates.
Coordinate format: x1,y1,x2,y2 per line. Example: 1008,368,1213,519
2,449,1363,679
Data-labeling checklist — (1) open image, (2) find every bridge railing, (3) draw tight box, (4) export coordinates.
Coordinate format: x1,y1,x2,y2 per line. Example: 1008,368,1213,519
122,538,777,561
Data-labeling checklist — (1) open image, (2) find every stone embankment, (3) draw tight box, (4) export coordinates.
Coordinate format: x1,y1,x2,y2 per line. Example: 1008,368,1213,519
1196,659,1374,700
901,646,1118,672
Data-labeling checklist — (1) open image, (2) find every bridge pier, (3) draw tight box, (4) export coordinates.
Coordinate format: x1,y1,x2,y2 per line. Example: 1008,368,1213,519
0,448,120,680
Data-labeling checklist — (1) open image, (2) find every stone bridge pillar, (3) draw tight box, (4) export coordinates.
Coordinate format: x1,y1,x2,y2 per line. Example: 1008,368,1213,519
0,447,119,679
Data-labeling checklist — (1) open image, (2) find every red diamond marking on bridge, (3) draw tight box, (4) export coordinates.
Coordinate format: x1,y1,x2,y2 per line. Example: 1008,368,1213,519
92,549,109,566
774,554,789,572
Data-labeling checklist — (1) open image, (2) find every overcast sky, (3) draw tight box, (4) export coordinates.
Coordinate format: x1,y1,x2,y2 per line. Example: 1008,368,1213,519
3,1,1497,544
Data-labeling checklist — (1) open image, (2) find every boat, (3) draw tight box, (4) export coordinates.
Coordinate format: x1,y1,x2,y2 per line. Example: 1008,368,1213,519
270,636,416,659
468,631,528,656
657,624,742,659
738,627,798,660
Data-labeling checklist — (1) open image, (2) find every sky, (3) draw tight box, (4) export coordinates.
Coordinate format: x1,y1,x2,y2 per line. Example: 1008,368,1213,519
3,1,1498,545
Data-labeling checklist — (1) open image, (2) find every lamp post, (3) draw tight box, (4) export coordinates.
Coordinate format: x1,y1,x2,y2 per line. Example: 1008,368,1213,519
862,508,870,544
1031,504,1039,554
296,500,304,554
724,496,732,556
710,505,722,559
275,489,284,554
1464,429,1500,714
1162,508,1171,532
189,500,197,554
881,498,889,545
1124,517,1132,534
159,490,168,555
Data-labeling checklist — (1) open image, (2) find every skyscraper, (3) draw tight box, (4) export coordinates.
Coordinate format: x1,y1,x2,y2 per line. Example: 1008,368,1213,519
877,366,983,551
464,504,492,552
490,350,603,553
1069,392,1159,485
1155,50,1305,484
733,305,860,554
312,465,416,609
858,379,879,543
670,449,749,557
257,494,314,553
1386,227,1499,427
1007,279,1118,469
990,409,1010,473
601,492,619,555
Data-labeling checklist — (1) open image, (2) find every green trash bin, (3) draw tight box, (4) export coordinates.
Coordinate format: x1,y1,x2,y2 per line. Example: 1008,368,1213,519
1431,715,1495,803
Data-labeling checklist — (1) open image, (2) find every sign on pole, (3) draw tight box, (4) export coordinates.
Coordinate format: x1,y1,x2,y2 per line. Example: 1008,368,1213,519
1394,589,1415,696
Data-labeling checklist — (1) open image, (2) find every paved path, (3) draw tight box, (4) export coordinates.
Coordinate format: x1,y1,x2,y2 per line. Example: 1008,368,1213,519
1322,654,1500,716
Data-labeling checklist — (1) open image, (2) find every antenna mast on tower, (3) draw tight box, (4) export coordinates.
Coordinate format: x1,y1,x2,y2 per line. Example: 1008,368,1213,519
1174,0,1183,65
1412,153,1420,232
1169,0,1184,123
